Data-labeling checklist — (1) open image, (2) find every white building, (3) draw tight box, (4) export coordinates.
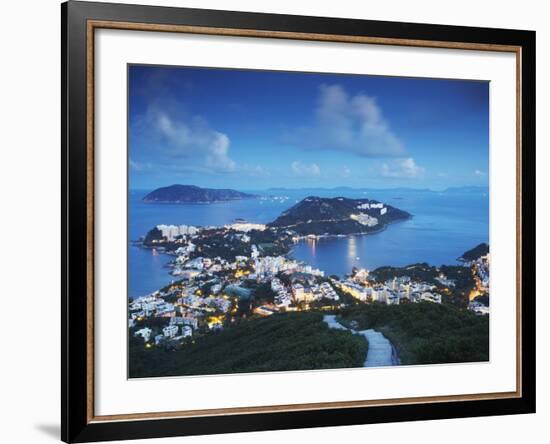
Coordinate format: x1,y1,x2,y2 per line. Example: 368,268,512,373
134,327,152,343
353,268,370,283
387,293,400,305
156,224,200,241
271,278,284,292
181,325,193,338
275,290,293,308
340,281,369,302
350,213,378,227
162,324,179,338
420,292,442,304
469,301,489,315
292,283,305,301
375,288,393,304
173,313,199,329
227,222,266,232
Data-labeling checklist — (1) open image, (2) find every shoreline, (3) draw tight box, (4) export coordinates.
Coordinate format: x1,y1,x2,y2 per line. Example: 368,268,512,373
142,197,260,205
289,215,412,241
131,216,414,297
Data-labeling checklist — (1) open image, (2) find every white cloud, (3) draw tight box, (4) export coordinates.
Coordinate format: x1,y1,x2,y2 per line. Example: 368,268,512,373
291,161,321,176
129,158,153,172
149,107,236,172
285,84,405,157
381,158,425,179
242,164,270,177
129,158,143,171
474,169,486,176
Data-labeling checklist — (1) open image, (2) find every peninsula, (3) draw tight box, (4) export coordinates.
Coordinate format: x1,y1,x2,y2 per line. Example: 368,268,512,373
268,196,411,235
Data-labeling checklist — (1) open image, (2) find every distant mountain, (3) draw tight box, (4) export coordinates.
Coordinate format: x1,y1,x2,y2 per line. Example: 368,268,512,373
444,186,489,194
268,196,411,235
266,186,432,193
143,185,257,203
459,243,489,262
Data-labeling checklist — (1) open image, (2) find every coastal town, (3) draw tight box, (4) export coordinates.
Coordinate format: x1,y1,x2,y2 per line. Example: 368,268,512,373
130,214,490,351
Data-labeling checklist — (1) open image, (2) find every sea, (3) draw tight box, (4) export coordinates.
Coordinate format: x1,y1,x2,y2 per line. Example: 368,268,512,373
128,188,489,299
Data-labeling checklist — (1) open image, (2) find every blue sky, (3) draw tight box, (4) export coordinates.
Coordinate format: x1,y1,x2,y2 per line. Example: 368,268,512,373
129,65,489,191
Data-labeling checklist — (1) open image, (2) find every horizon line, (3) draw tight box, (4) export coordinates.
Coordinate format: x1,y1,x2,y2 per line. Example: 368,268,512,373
129,184,489,193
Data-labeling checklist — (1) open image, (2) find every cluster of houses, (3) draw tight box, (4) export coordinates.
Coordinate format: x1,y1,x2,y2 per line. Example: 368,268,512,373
271,278,293,308
133,219,490,350
336,273,443,305
468,300,490,315
467,253,490,315
253,255,324,279
290,281,339,304
134,322,194,348
156,224,201,241
225,222,266,232
356,202,387,214
254,276,340,316
349,213,379,227
473,253,490,292
129,295,176,322
131,281,237,346
177,293,232,314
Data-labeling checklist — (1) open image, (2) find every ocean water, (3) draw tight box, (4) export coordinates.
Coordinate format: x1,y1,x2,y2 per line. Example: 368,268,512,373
128,188,489,298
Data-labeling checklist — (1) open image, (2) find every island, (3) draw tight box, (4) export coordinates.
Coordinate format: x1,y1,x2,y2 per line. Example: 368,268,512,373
142,184,257,203
268,196,411,235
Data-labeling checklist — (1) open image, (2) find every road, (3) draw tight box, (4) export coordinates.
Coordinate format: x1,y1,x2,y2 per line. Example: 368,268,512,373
323,315,399,367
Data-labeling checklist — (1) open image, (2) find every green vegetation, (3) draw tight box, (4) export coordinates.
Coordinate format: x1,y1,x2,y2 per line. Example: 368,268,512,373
129,312,368,378
339,303,488,365
371,263,438,284
249,281,277,305
439,265,476,308
142,184,257,203
460,243,489,262
143,227,293,259
371,263,476,308
143,227,164,244
268,196,410,235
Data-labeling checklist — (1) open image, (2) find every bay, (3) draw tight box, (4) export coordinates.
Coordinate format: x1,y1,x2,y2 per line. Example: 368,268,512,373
128,188,489,298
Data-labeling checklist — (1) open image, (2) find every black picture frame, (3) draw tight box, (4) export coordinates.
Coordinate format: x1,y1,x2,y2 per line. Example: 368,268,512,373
62,1,536,442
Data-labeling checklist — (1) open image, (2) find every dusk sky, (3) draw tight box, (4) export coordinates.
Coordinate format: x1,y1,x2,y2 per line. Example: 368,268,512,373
128,65,489,191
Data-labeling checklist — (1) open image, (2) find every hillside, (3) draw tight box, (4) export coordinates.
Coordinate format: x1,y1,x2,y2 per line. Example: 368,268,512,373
459,243,489,262
268,196,410,235
339,303,489,365
129,312,367,378
143,184,257,203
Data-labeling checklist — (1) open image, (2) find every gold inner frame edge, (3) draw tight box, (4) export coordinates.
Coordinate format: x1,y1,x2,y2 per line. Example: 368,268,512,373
85,19,523,423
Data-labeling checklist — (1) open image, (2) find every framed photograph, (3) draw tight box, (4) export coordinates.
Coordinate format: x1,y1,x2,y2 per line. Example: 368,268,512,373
62,1,535,442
